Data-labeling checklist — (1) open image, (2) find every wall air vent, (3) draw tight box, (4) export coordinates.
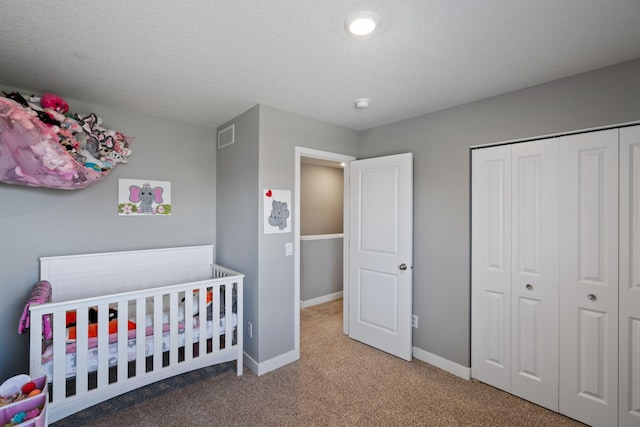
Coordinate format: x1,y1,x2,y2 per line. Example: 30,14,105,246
217,124,235,149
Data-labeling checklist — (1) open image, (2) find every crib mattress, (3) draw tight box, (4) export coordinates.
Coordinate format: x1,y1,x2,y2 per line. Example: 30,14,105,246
41,314,237,380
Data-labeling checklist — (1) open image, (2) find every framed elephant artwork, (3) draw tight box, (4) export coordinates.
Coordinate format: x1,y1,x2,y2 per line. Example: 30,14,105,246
118,179,172,216
263,189,291,234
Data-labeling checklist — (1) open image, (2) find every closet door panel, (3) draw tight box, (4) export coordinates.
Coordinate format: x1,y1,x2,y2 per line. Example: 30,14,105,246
559,129,619,427
472,145,512,392
511,139,559,411
620,125,640,427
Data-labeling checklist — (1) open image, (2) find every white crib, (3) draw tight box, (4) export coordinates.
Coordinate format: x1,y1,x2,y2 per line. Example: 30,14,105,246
27,245,243,424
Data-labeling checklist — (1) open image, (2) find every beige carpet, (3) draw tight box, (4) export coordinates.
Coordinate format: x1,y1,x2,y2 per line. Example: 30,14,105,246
58,299,584,426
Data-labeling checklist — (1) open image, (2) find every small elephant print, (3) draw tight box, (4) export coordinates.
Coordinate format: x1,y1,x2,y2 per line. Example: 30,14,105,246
129,183,164,214
268,200,290,230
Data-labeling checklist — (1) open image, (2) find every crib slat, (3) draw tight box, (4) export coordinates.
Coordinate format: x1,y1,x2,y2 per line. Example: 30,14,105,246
183,290,193,362
96,303,109,388
225,283,232,348
153,295,163,371
135,297,146,376
117,300,129,383
169,292,178,365
212,284,220,351
236,280,243,375
52,310,66,402
199,287,207,354
75,307,89,394
28,308,43,376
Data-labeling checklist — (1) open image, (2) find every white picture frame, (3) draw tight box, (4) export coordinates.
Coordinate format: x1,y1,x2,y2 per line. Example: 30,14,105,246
263,189,291,234
118,179,172,216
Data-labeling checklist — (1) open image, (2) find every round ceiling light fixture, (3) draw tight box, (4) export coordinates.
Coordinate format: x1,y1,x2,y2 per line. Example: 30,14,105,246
345,11,380,36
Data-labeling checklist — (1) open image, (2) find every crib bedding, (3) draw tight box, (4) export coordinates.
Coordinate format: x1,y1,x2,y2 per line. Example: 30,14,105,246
42,292,238,379
41,314,237,380
61,292,232,347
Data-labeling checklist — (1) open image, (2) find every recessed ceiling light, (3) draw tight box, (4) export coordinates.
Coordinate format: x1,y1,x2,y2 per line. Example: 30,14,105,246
355,98,370,109
345,11,380,36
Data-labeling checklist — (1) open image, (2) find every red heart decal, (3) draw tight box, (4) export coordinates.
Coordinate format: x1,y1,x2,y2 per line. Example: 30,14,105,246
266,190,272,197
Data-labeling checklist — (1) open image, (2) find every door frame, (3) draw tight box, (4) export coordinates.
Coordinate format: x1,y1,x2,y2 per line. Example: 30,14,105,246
294,146,356,357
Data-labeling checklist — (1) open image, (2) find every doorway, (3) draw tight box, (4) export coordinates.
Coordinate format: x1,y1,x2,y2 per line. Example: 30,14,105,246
294,148,414,362
294,147,355,358
299,157,345,307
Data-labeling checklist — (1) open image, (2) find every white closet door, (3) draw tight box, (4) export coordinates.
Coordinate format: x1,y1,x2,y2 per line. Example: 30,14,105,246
510,139,559,411
471,145,512,392
558,129,619,427
620,125,640,427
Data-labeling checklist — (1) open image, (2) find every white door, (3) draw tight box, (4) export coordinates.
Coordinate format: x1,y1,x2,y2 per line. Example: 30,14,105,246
619,125,640,427
348,153,413,361
472,140,560,411
471,145,512,392
558,129,619,427
510,140,559,411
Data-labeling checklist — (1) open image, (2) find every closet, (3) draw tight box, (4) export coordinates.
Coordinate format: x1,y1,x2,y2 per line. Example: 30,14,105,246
471,124,640,427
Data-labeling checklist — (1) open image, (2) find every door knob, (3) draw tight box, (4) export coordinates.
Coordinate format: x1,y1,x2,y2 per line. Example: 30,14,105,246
587,294,597,302
526,284,533,291
399,263,408,271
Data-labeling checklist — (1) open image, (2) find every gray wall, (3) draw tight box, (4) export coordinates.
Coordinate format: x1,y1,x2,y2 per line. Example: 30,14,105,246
300,237,343,301
300,163,344,235
358,58,640,367
0,86,217,380
257,105,358,362
215,105,260,359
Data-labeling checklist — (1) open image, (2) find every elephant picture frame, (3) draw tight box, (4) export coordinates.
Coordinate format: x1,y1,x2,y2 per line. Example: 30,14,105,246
118,178,172,216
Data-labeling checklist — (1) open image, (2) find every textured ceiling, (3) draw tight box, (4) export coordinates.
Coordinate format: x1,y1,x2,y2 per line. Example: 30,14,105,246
1,1,639,131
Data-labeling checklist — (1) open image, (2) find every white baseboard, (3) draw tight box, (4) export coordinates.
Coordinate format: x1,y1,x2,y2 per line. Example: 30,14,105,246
243,349,299,376
412,347,471,380
243,352,259,375
300,291,343,308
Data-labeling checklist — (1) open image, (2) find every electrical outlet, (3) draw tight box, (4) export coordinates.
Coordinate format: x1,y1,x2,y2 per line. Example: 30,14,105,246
247,321,253,338
412,314,418,328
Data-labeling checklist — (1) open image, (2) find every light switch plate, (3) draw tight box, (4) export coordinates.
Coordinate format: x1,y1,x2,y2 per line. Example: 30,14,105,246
285,242,293,256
